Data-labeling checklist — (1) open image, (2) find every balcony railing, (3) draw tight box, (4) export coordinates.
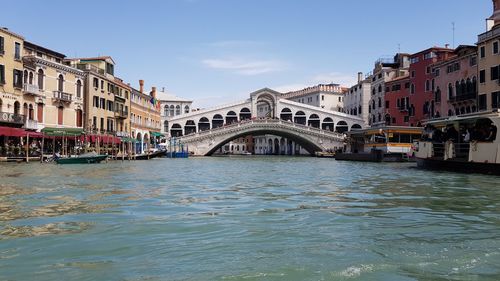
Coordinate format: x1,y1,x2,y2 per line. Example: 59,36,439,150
0,112,25,125
76,64,106,75
115,109,128,118
23,83,42,97
449,92,477,103
53,91,72,102
478,26,500,43
24,119,38,130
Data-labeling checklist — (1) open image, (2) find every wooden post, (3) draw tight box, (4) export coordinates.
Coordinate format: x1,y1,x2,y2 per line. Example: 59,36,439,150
40,135,44,163
26,134,29,163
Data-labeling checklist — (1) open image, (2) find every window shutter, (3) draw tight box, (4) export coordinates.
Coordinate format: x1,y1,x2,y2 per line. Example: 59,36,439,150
0,37,4,52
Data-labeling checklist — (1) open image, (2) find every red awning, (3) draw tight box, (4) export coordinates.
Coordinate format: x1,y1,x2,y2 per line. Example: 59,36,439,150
0,126,31,137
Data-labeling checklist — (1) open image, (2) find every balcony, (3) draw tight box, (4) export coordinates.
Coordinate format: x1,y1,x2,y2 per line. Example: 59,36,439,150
76,64,105,75
23,83,43,97
24,119,38,130
0,112,25,125
478,26,500,43
449,92,477,103
53,91,72,103
115,109,128,119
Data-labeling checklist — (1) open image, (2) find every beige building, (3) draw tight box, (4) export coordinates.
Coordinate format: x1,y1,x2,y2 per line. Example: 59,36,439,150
0,28,25,128
281,83,346,112
130,80,162,154
23,41,85,131
344,72,372,126
477,0,500,112
65,57,131,137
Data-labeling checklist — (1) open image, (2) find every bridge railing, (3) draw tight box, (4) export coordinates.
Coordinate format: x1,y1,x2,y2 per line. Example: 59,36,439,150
177,118,346,140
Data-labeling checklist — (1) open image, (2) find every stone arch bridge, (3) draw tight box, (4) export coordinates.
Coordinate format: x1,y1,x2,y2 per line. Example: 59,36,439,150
165,88,365,155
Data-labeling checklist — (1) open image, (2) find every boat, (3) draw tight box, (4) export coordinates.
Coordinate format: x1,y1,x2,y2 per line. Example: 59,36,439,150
414,111,500,175
335,126,423,162
315,151,336,158
55,152,108,164
134,149,167,160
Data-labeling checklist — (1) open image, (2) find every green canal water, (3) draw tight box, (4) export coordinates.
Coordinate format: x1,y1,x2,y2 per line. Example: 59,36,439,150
0,157,499,280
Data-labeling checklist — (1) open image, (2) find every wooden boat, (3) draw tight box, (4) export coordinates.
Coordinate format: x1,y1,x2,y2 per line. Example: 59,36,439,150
414,111,500,175
55,152,108,164
134,149,167,160
335,126,423,162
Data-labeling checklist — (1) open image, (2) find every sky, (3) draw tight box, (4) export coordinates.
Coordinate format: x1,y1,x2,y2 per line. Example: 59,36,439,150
2,0,493,108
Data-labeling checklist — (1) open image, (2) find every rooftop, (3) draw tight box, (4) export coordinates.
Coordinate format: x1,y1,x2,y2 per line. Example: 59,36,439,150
156,90,193,103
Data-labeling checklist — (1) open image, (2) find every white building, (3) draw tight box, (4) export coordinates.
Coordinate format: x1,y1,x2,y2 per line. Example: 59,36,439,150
157,88,193,136
344,72,372,126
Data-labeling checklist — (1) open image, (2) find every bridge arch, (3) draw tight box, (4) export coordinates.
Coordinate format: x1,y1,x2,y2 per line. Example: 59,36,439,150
212,114,224,129
239,108,251,121
255,93,277,118
351,124,362,130
280,108,293,121
170,123,183,137
185,120,196,135
294,111,306,125
336,121,348,133
308,114,320,128
204,126,325,156
226,111,238,124
198,117,210,132
322,117,334,131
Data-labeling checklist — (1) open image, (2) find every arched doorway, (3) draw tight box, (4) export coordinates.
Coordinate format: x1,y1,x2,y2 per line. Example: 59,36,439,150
239,108,251,121
322,117,334,131
14,101,20,115
170,124,183,137
351,124,362,130
226,111,238,124
280,108,292,121
76,109,83,127
212,114,224,129
294,111,306,125
164,120,169,133
308,114,320,128
336,121,348,133
198,117,210,132
256,93,276,119
185,120,196,135
136,132,142,154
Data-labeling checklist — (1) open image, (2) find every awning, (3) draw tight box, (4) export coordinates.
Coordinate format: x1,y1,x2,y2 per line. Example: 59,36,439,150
42,127,84,137
150,132,164,137
0,126,43,138
120,137,136,142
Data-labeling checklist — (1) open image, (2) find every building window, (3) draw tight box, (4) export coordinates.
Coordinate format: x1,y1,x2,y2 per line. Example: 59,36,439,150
480,70,486,83
385,100,390,108
493,41,499,55
100,98,105,109
57,106,63,125
478,94,487,111
470,56,477,66
411,70,415,78
184,105,190,113
378,97,382,108
410,83,415,94
425,80,430,92
14,42,20,60
480,46,485,58
101,80,104,90
0,64,5,84
321,95,324,101
492,91,500,109
175,105,181,115
491,65,499,81
13,69,22,88
57,74,64,92
76,80,82,98
93,96,99,108
0,36,4,54
93,77,99,88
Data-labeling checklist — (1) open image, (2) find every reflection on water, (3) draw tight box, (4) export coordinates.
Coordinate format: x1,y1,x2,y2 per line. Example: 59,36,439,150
0,158,500,280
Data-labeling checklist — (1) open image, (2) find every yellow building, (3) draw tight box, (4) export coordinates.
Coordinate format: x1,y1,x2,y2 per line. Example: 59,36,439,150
130,80,162,154
23,41,85,131
477,0,500,111
0,28,25,128
65,57,131,137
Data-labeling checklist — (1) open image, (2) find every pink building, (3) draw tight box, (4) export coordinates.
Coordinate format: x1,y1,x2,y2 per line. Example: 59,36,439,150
432,45,478,117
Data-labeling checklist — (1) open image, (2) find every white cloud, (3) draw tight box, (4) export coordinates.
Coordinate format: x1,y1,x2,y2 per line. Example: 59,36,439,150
202,58,286,75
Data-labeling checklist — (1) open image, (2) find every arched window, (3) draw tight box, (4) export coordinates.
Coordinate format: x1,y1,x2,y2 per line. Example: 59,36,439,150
28,104,34,120
410,83,415,94
455,81,460,97
23,70,28,84
378,97,382,108
184,105,190,113
37,69,44,90
0,98,2,111
164,120,169,132
378,113,381,122
460,79,466,96
448,83,453,99
164,105,169,116
76,80,82,98
169,105,174,116
57,74,64,92
23,103,28,116
14,101,20,115
378,85,382,93
425,80,430,92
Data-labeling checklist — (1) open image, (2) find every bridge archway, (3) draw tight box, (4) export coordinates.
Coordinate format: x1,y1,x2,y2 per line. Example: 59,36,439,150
171,123,183,137
280,108,292,121
204,127,325,156
351,124,362,130
185,120,196,135
308,114,320,128
198,117,210,132
336,121,349,133
256,93,276,118
212,114,224,129
239,108,251,121
226,111,238,125
294,111,306,125
322,117,334,131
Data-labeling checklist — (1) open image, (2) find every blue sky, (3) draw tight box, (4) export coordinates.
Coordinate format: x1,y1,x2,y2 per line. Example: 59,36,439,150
2,0,492,108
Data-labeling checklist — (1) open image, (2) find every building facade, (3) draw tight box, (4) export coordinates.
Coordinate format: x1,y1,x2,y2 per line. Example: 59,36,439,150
65,57,131,137
0,28,25,128
344,72,372,126
281,83,346,112
385,75,410,126
432,45,478,117
23,41,85,131
130,80,162,154
369,53,410,127
157,88,193,136
477,0,500,112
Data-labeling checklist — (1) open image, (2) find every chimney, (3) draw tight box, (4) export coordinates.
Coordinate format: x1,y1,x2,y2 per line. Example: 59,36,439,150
139,80,144,94
151,87,156,99
445,44,450,49
162,87,165,92
357,72,363,83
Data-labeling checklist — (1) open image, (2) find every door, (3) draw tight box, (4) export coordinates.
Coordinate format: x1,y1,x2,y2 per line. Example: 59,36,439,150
37,103,43,122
